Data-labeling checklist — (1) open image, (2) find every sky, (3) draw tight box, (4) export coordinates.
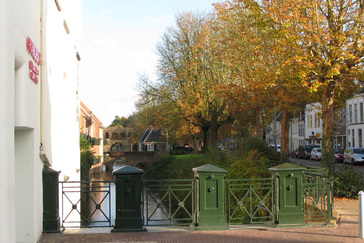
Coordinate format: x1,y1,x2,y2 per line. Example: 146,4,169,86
79,0,219,127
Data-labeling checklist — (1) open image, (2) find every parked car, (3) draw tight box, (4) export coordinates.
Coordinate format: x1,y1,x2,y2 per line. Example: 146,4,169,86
334,148,344,163
269,144,281,153
344,147,364,165
298,144,320,159
310,148,322,161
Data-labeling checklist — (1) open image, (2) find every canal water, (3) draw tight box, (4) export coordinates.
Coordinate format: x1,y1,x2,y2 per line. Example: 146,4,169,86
60,165,176,228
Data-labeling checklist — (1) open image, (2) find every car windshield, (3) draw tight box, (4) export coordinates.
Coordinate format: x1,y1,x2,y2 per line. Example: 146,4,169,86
335,149,344,154
317,148,321,152
353,148,364,154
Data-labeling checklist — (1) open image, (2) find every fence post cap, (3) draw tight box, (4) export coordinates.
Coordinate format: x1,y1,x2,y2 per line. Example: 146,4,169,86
359,191,364,196
113,165,144,175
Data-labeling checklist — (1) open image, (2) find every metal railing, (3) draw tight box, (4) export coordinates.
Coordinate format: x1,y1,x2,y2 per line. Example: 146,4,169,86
303,168,332,224
60,180,114,228
143,179,195,226
225,178,274,224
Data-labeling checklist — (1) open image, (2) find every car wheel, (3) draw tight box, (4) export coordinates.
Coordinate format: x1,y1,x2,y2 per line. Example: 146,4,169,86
352,158,356,165
316,156,319,161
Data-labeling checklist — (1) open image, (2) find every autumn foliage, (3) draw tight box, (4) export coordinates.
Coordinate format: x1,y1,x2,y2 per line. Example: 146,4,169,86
136,0,364,165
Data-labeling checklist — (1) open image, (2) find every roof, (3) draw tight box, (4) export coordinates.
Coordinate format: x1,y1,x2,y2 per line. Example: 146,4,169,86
80,101,103,128
139,127,163,143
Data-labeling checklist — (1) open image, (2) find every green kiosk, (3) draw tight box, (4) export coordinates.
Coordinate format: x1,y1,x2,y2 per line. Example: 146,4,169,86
192,164,229,231
269,163,306,226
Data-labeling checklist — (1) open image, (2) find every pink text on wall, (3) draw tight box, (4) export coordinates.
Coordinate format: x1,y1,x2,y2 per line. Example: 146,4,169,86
26,37,41,84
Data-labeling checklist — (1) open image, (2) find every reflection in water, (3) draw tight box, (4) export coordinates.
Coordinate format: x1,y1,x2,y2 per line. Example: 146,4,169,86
61,165,172,228
86,167,117,227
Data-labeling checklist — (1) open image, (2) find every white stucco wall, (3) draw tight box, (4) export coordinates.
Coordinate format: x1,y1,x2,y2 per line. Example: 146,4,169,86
0,0,82,242
42,0,82,180
0,0,16,242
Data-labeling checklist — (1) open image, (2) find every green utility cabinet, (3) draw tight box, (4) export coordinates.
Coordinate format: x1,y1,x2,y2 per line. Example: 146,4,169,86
42,165,61,233
269,163,306,226
192,164,229,231
112,165,146,232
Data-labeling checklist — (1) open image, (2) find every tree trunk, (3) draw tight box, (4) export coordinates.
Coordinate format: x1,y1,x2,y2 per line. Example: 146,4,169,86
256,108,264,139
208,123,219,150
201,126,209,153
281,109,290,160
321,84,336,176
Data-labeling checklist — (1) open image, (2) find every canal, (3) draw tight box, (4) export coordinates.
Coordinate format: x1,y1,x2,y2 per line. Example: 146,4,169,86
60,164,175,228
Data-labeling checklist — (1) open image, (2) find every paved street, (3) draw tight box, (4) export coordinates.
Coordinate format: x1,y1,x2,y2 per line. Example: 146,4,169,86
38,198,363,243
290,157,364,174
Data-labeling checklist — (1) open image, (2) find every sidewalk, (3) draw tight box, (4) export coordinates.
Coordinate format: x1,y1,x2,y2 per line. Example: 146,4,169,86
38,198,363,243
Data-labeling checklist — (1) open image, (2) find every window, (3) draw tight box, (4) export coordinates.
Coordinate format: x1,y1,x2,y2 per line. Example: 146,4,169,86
355,104,358,123
315,115,318,128
147,144,155,151
352,129,355,147
298,124,304,136
361,103,364,122
310,115,313,128
349,105,353,124
359,129,362,148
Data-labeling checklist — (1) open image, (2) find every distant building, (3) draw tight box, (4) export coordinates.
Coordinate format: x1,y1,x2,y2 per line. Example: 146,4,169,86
103,126,134,161
305,103,323,146
346,93,364,147
265,111,282,146
138,127,167,152
80,101,104,163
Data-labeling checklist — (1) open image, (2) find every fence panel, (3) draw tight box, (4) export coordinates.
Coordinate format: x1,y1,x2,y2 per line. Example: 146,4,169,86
143,179,194,226
226,178,274,225
60,180,114,228
303,169,332,224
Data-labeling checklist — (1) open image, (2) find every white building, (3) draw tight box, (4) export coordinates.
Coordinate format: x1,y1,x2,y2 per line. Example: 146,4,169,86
1,0,81,242
346,93,364,148
305,103,323,146
265,111,282,146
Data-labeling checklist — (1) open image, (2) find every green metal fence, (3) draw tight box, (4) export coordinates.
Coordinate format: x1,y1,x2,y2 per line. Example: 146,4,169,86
60,180,114,228
143,179,195,226
57,165,332,229
303,168,332,224
225,178,274,224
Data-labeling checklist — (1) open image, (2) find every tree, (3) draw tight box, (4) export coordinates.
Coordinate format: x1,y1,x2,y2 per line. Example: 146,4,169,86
80,134,93,181
213,0,313,159
260,0,364,173
140,12,234,151
109,116,130,127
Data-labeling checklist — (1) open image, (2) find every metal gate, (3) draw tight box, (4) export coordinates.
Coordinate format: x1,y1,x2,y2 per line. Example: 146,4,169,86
303,169,332,224
143,179,195,226
225,178,274,225
60,180,114,228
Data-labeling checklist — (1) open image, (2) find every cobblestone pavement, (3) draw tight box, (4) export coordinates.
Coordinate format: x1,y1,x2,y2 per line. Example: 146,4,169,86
38,198,364,243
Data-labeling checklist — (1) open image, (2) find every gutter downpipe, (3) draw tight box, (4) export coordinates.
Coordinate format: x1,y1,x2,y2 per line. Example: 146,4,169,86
39,0,51,167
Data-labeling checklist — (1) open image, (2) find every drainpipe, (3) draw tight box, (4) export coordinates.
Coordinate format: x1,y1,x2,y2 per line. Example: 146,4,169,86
39,0,50,166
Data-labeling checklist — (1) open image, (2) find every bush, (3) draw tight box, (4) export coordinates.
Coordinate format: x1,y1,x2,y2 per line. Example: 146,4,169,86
225,149,271,179
143,137,283,180
143,154,205,180
334,165,364,198
239,137,281,161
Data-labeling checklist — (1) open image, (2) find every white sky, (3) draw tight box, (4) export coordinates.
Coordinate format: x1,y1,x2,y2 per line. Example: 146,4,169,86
79,0,219,127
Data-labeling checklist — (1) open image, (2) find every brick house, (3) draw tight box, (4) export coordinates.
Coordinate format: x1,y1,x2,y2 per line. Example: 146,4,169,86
80,101,104,162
